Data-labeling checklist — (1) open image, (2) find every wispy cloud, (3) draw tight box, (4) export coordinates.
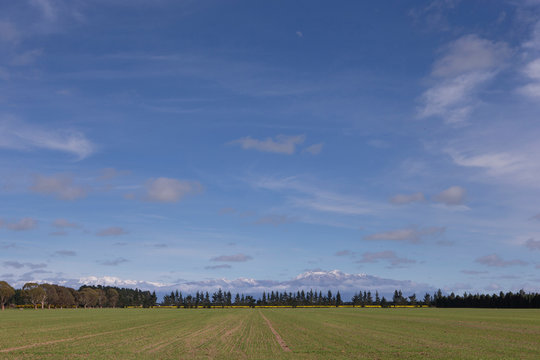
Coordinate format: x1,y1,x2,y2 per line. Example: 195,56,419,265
5,217,38,231
357,251,416,267
52,218,79,228
334,250,354,257
519,20,540,99
432,186,466,206
303,143,324,155
445,142,540,188
364,226,445,243
2,261,25,269
144,177,203,203
0,118,95,159
96,227,128,237
30,174,88,200
525,238,540,251
230,135,305,154
3,261,46,269
54,250,76,257
461,270,488,275
254,177,379,216
390,192,425,205
475,254,528,267
0,21,20,44
98,167,131,181
418,34,510,124
205,264,232,270
210,253,253,262
254,214,295,226
97,258,129,266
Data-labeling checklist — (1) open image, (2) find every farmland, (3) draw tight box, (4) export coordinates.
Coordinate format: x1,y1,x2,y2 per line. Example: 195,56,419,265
1,308,540,359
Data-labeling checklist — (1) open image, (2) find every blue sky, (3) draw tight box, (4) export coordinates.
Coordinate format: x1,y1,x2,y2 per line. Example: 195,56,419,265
1,0,540,297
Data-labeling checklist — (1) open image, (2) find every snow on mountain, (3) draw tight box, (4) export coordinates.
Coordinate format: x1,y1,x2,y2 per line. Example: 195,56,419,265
73,270,434,297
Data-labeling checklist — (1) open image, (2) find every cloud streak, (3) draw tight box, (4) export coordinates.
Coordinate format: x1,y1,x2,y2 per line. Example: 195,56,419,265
210,253,253,262
0,118,95,159
97,258,129,266
357,251,416,267
5,217,38,231
418,34,510,123
230,135,305,154
96,227,128,237
364,226,445,243
475,254,527,267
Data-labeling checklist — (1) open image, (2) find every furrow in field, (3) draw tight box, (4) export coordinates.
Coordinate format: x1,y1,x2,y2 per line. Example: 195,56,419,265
258,310,292,352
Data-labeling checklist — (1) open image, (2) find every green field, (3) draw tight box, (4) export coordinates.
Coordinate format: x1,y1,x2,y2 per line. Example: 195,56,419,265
1,308,539,359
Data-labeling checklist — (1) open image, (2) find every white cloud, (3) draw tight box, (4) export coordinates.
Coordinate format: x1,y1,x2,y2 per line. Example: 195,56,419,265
96,227,128,237
30,174,87,200
418,72,489,123
390,192,425,205
364,226,445,243
445,139,540,188
0,118,95,159
475,254,528,267
524,58,540,79
431,35,510,77
296,31,303,38
303,142,323,155
144,177,203,203
6,218,38,231
518,82,540,98
432,186,466,206
418,35,510,123
230,135,305,154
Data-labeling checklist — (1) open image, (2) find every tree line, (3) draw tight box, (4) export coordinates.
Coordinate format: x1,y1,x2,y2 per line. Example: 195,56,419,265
0,281,156,310
2,280,540,309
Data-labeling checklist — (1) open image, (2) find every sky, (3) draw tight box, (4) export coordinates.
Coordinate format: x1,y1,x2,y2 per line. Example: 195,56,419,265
1,0,540,298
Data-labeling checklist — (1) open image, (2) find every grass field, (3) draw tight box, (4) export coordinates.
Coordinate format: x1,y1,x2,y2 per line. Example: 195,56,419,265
1,308,539,359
